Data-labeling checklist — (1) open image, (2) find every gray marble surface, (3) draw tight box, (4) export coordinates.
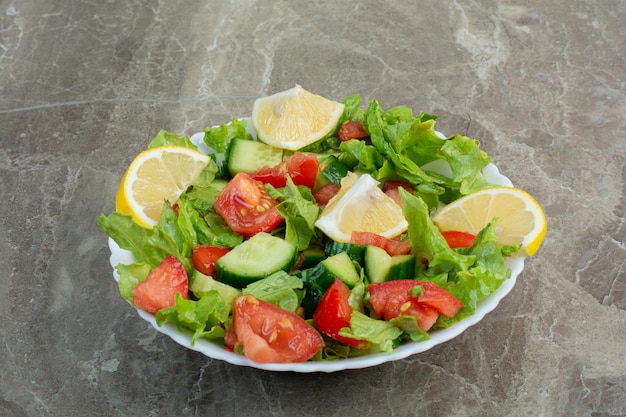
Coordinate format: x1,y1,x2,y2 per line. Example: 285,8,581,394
1,1,625,416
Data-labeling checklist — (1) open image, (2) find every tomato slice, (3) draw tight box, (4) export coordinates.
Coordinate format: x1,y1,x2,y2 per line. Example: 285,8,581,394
215,172,283,237
192,245,230,276
383,180,413,206
249,153,320,189
313,279,369,349
313,183,340,205
414,281,463,317
338,120,369,142
232,295,324,363
286,153,320,189
382,180,414,193
441,231,477,249
368,280,462,332
132,255,188,313
350,231,412,256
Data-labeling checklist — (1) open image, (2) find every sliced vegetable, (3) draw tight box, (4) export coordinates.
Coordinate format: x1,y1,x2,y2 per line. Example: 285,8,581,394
232,295,324,363
214,172,283,237
250,153,320,189
313,279,369,349
441,231,477,249
227,138,284,176
215,232,297,288
131,255,188,313
192,244,230,277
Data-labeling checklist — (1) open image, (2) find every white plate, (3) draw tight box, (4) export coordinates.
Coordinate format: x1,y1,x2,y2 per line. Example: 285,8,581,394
108,120,524,373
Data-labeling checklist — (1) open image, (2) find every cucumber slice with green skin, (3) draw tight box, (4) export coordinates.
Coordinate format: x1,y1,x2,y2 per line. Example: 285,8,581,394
324,241,367,263
297,252,361,317
227,139,283,176
321,155,349,185
365,245,416,282
321,252,360,288
189,270,241,310
214,233,297,288
387,254,416,281
299,246,326,270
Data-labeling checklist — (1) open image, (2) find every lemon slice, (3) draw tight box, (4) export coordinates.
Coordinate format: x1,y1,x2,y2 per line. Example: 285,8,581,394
251,85,345,150
115,146,211,227
432,187,547,256
315,173,408,242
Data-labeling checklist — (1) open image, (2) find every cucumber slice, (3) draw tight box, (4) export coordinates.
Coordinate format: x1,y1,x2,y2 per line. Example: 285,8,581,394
214,233,297,288
387,254,416,281
325,241,366,263
227,139,283,176
320,252,360,288
189,270,241,310
297,252,361,316
321,155,349,185
364,245,391,283
365,245,416,282
299,246,326,270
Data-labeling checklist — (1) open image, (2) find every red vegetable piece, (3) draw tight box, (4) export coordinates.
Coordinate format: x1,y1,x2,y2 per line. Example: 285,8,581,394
368,280,462,332
215,172,283,237
192,245,230,277
132,255,188,313
350,231,411,256
232,295,324,363
441,231,477,249
313,279,369,349
338,121,369,142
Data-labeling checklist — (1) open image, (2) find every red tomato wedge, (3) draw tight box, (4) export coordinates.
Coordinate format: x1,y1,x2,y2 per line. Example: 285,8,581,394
338,120,369,142
441,231,477,249
249,153,320,189
368,280,462,332
192,245,230,277
232,295,324,363
313,279,369,349
350,231,412,256
383,180,413,207
313,183,340,206
132,255,188,313
382,180,414,193
215,172,283,237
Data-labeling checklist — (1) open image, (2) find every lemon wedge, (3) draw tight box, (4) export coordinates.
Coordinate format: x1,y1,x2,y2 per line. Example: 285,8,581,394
315,173,408,242
432,187,547,256
251,85,345,150
115,146,211,227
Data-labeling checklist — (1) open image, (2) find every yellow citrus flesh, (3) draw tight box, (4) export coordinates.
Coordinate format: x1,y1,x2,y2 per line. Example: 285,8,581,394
432,187,547,256
115,146,211,227
315,173,408,242
251,85,345,150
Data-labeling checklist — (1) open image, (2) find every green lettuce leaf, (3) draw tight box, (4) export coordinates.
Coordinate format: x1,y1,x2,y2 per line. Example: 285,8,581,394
268,178,320,251
156,292,229,344
115,262,151,302
242,271,304,313
97,212,185,270
400,188,475,276
148,130,198,150
339,311,402,354
203,118,252,178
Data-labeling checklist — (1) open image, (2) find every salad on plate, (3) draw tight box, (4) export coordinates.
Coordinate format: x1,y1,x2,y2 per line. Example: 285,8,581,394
98,85,545,371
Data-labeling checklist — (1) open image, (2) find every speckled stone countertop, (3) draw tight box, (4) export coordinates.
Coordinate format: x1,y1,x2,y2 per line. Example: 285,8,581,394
1,1,625,416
